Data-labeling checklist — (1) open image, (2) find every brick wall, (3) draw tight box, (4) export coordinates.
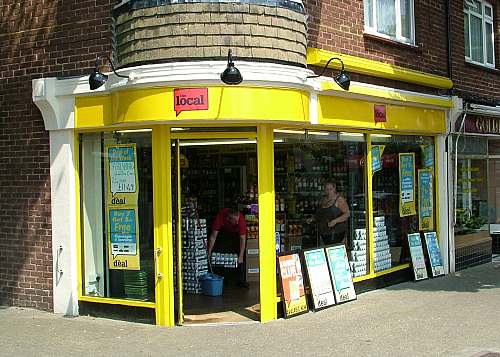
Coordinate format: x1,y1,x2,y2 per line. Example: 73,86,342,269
305,0,450,88
0,0,113,311
450,0,500,101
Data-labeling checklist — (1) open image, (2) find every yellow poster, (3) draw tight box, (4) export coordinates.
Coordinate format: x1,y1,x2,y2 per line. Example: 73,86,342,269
399,153,416,217
105,144,140,270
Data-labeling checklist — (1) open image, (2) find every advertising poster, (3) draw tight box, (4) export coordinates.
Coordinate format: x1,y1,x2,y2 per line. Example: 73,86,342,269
399,153,416,217
408,233,428,281
303,249,336,310
105,144,140,270
325,245,356,303
371,145,382,173
423,232,445,277
418,169,434,231
421,144,434,168
278,254,308,318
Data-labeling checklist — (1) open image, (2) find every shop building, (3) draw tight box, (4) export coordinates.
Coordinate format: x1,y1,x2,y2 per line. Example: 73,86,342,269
447,0,500,271
2,0,460,326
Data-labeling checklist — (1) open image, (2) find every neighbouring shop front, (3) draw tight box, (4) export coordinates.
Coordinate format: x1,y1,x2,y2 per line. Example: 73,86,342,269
33,63,452,326
453,109,500,270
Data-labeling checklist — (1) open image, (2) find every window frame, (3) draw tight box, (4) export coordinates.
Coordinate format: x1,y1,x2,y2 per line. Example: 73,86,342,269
364,0,416,45
464,0,496,69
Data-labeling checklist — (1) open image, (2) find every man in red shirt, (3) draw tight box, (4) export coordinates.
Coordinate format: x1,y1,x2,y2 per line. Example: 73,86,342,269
208,208,248,287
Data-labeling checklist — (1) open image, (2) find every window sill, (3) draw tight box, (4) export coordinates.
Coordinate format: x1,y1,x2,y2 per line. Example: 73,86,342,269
363,32,422,52
464,59,498,73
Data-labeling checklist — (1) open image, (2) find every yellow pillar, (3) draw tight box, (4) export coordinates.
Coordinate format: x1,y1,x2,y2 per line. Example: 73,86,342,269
258,124,277,322
366,135,375,275
152,125,175,327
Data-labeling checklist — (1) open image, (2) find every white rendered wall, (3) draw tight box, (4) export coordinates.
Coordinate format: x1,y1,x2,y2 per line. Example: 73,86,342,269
50,129,78,315
437,135,450,274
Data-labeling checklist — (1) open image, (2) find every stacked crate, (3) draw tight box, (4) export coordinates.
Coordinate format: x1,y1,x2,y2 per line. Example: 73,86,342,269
373,216,392,272
350,228,367,277
181,218,208,294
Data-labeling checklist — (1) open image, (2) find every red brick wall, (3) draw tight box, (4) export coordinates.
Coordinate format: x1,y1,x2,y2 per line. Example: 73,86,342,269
0,0,113,311
450,0,500,101
305,0,450,86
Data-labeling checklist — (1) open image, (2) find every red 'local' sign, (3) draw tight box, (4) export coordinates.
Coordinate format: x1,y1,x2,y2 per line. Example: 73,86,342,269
374,105,386,123
174,88,209,116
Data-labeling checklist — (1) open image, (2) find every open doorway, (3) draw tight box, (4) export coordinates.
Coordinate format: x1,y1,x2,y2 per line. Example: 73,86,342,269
171,133,260,325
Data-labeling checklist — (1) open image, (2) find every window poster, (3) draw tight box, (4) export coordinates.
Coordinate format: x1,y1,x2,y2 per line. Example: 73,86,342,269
399,153,416,217
325,245,356,303
278,254,308,318
303,248,336,310
408,233,428,281
420,144,434,169
418,169,434,231
423,232,445,277
371,145,382,173
105,144,140,270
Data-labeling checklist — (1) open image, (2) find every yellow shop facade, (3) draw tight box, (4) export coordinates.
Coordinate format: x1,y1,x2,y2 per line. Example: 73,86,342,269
33,47,453,326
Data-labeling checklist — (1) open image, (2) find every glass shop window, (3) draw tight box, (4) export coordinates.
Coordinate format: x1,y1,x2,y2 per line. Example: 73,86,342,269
79,130,154,301
274,129,368,278
371,134,436,271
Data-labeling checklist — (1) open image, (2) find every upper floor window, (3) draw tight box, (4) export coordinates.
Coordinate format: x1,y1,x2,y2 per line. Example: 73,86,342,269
364,0,415,45
464,0,495,68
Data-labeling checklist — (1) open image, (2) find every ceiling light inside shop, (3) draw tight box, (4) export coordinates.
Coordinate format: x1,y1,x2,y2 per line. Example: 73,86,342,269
274,129,306,135
176,139,284,147
307,131,330,136
339,132,364,137
171,128,187,131
371,134,392,138
116,129,152,133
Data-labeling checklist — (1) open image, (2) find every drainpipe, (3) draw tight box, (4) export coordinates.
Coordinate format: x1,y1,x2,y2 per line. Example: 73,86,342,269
446,0,453,81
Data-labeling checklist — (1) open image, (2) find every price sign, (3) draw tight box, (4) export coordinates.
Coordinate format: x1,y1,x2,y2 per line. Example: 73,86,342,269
408,233,428,281
303,248,336,310
325,245,356,303
278,254,308,318
424,232,444,277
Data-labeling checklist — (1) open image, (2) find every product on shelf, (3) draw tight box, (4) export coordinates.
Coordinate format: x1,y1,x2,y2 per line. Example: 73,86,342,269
181,218,208,294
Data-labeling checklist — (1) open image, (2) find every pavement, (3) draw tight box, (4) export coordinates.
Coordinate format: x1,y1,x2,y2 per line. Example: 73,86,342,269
2,261,500,357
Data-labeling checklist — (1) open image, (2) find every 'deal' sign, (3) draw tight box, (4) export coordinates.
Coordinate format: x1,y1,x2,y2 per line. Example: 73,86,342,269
424,232,444,277
408,233,428,281
278,254,308,318
325,245,356,303
303,248,336,310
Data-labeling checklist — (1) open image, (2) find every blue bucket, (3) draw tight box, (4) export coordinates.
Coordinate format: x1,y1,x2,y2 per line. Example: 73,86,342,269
200,273,224,296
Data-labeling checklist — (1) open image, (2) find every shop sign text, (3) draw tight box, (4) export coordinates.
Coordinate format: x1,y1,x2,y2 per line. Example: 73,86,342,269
174,88,209,116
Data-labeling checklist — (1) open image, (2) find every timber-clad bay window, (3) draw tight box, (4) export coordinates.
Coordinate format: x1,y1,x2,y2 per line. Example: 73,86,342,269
364,0,415,44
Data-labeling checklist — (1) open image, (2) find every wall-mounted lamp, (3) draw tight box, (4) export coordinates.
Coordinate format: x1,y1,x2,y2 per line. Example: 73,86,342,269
89,55,129,90
307,57,351,91
220,50,243,85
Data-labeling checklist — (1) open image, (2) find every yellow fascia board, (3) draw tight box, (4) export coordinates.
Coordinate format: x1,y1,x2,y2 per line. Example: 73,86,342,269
75,87,309,129
308,48,453,90
321,81,453,109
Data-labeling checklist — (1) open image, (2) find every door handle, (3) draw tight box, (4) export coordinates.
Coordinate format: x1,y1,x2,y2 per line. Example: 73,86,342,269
155,247,163,279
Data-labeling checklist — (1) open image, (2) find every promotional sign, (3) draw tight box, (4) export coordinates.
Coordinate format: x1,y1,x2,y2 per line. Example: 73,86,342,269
423,232,445,277
278,254,308,318
174,88,209,116
371,145,382,173
105,144,140,270
325,245,356,303
408,233,428,281
303,248,336,310
374,104,387,123
420,144,434,168
418,169,434,231
399,153,416,217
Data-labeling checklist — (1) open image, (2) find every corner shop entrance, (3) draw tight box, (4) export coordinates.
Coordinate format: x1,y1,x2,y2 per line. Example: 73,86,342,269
171,130,261,325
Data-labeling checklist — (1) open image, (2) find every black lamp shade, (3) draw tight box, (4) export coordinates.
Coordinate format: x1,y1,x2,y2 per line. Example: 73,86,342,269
334,71,351,91
220,64,242,85
89,70,108,90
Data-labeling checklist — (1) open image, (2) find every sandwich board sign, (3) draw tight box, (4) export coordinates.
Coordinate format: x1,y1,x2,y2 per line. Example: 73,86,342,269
325,245,356,303
408,233,428,281
278,253,308,318
423,232,445,277
303,248,336,310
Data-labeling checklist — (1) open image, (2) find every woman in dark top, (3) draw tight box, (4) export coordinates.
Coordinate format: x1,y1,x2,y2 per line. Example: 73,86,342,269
307,180,350,246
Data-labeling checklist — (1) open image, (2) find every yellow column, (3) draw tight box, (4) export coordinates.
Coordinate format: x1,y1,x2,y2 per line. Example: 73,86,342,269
258,125,277,322
152,126,175,327
366,135,375,275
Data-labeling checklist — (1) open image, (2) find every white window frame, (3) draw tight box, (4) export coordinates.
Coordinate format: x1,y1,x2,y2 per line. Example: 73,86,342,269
364,0,416,45
464,0,496,68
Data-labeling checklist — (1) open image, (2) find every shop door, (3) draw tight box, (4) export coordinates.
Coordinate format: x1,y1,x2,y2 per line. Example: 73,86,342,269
170,131,260,325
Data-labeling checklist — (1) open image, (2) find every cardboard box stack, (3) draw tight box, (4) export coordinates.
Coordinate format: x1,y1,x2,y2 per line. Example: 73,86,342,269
373,216,392,272
350,228,367,277
246,236,260,282
181,218,208,294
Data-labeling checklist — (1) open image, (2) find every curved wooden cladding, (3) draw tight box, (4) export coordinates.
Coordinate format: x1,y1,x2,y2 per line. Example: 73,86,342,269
114,3,307,67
